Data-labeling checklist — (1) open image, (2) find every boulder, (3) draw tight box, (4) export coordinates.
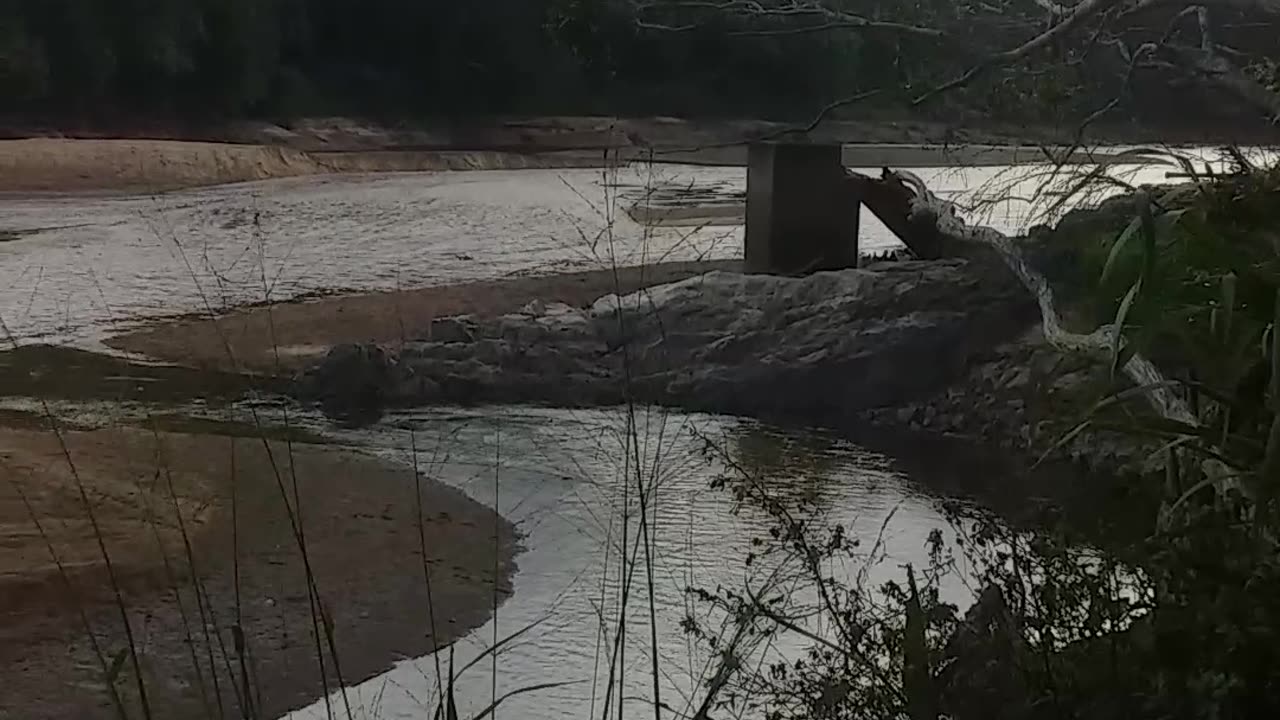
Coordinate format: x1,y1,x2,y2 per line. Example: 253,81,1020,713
297,343,403,420
584,261,1036,421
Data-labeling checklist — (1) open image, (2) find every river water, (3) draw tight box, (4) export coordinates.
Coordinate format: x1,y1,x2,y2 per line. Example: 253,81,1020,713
0,153,1217,718
0,157,1190,347
274,405,978,720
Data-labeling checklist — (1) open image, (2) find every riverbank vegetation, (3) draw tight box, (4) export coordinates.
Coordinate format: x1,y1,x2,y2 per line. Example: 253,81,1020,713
680,157,1280,719
8,150,1276,720
3,154,1277,719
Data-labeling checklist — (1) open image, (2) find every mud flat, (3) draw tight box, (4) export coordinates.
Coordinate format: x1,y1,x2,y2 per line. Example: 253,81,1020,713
0,423,518,720
107,261,740,373
1,114,1158,193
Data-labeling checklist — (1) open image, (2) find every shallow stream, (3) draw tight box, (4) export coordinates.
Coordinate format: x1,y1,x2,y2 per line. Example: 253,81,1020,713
278,405,978,720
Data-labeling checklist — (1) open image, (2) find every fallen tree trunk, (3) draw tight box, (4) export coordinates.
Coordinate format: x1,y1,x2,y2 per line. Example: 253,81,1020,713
850,168,1198,428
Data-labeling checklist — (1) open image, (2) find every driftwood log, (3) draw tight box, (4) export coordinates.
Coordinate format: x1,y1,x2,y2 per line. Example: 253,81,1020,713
848,167,1202,445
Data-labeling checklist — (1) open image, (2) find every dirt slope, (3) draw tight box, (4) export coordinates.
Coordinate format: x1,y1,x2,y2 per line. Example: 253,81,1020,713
0,138,329,193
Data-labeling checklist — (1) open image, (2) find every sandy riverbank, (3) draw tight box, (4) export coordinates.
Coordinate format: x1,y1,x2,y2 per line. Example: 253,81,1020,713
0,138,620,193
0,425,518,719
0,114,1188,193
107,260,741,373
0,139,329,193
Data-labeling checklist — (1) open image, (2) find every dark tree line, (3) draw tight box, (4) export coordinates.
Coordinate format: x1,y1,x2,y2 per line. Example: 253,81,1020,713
0,0,871,119
1,0,1276,130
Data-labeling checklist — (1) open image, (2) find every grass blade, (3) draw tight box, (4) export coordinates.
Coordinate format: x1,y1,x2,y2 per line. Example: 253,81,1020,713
1111,278,1143,379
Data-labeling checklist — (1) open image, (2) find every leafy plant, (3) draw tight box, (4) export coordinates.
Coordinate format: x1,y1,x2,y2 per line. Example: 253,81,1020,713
686,152,1280,720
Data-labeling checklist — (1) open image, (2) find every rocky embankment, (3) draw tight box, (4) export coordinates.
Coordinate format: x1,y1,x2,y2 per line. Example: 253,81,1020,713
298,252,1155,474
302,259,1042,428
860,327,1154,473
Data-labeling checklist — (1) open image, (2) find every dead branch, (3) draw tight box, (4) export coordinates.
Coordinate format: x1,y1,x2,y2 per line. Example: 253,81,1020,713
878,168,1199,427
913,0,1130,105
1125,0,1280,16
1074,40,1158,138
1166,43,1280,120
1031,0,1072,15
726,21,943,37
791,89,885,133
911,0,1280,124
633,0,946,38
1153,4,1280,122
650,87,883,155
639,0,1280,131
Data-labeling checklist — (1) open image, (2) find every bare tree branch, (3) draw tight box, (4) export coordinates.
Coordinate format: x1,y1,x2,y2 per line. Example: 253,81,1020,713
639,0,1280,130
913,0,1130,105
1153,5,1280,121
727,21,944,37
651,87,883,155
912,0,1280,110
1166,44,1280,120
633,0,946,38
791,88,884,133
1031,0,1072,15
1074,41,1157,137
1125,0,1280,16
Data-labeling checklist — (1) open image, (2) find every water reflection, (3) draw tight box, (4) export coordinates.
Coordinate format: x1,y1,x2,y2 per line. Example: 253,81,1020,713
279,405,967,720
726,423,885,508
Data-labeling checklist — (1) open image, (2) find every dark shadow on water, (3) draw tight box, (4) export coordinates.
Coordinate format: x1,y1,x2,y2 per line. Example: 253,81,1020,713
725,423,868,510
0,344,287,405
0,341,1138,547
322,403,386,430
719,416,1148,546
839,422,1153,547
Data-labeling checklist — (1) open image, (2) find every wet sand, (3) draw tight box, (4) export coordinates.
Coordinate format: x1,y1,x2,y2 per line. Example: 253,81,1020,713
107,260,741,373
0,426,518,719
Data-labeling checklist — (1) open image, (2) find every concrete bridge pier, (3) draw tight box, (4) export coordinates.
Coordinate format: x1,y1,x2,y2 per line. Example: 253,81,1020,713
745,142,860,275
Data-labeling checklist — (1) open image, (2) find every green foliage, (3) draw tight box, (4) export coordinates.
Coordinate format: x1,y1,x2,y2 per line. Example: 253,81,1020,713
691,157,1280,720
1073,161,1280,714
1084,162,1280,483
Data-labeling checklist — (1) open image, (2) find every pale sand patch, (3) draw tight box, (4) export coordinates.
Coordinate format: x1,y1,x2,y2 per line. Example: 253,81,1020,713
0,138,327,193
0,138,610,193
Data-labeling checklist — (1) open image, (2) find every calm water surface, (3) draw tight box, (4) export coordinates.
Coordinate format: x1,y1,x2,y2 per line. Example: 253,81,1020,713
0,156,1198,718
0,159,1187,346
272,405,978,720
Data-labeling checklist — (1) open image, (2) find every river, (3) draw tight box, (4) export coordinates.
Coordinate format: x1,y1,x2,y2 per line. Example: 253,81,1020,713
0,157,1192,347
0,153,1207,718
272,404,979,720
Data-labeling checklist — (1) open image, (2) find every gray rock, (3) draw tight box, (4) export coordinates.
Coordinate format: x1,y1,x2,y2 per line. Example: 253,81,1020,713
427,317,479,344
298,343,403,419
299,258,1152,472
299,259,1038,426
857,324,1161,475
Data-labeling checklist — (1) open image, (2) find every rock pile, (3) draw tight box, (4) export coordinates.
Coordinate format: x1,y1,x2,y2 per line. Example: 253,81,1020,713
299,259,1038,428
